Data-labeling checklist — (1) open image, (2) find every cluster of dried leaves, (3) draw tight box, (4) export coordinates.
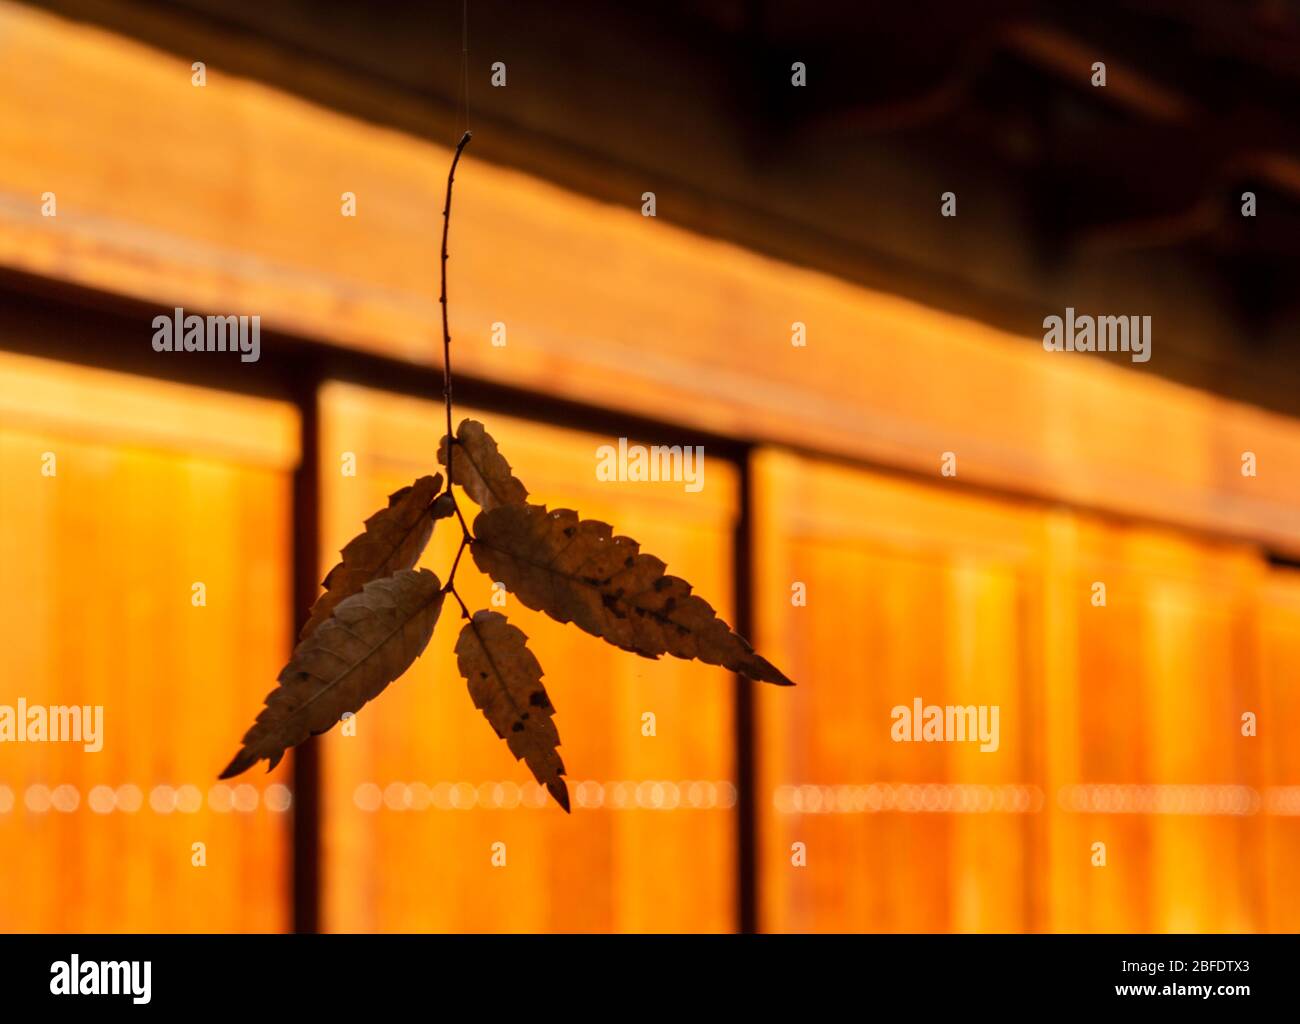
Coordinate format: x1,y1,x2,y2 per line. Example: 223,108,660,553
221,420,794,812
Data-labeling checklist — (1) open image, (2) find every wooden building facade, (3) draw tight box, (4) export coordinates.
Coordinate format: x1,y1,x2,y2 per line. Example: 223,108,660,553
1,1,1298,931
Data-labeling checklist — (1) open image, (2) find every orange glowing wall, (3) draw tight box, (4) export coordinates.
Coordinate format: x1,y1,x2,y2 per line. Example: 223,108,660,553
1257,570,1300,932
2,358,1299,933
753,450,1044,932
1,3,1300,935
753,449,1299,932
317,383,738,932
0,351,296,932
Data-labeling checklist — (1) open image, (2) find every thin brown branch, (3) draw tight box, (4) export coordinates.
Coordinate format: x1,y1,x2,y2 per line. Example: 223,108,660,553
439,130,475,594
440,129,472,499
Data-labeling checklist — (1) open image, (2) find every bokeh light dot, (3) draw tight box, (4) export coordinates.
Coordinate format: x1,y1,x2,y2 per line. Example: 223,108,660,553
176,784,203,813
149,785,177,814
354,783,382,812
232,783,259,812
115,785,143,813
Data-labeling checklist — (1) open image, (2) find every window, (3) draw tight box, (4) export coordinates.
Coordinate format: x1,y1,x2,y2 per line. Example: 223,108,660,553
316,383,740,931
0,351,296,932
752,449,1287,933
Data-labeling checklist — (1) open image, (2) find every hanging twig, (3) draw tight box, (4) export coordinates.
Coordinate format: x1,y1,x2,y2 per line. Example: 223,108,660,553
440,130,474,614
221,123,793,811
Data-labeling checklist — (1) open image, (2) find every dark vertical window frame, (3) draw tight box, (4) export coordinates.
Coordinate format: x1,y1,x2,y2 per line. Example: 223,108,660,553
288,361,323,935
734,448,759,934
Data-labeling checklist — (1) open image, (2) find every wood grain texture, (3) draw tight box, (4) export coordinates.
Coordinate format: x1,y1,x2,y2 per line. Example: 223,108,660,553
0,351,296,932
317,382,738,932
1257,571,1300,934
753,449,1289,933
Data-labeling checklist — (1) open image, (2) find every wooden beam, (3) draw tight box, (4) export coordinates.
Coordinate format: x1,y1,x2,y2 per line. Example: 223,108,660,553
3,3,1300,554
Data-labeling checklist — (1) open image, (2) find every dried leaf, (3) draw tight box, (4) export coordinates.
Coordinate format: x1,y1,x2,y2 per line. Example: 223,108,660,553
471,503,794,686
300,474,453,640
438,419,528,511
222,569,445,778
455,610,569,812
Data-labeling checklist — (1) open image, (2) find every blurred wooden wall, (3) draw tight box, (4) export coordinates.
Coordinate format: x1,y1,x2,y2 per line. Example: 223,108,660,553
4,1,1300,556
1,2,1299,935
754,450,1300,932
4,357,1296,932
316,384,738,932
0,351,296,931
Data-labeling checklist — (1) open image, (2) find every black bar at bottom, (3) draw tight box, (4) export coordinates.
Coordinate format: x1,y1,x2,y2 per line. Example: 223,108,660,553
3,934,1292,1013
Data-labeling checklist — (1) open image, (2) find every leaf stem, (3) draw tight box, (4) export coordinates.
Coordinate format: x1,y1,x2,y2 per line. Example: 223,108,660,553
447,461,472,538
439,130,475,601
446,583,472,620
440,129,472,501
446,535,470,587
